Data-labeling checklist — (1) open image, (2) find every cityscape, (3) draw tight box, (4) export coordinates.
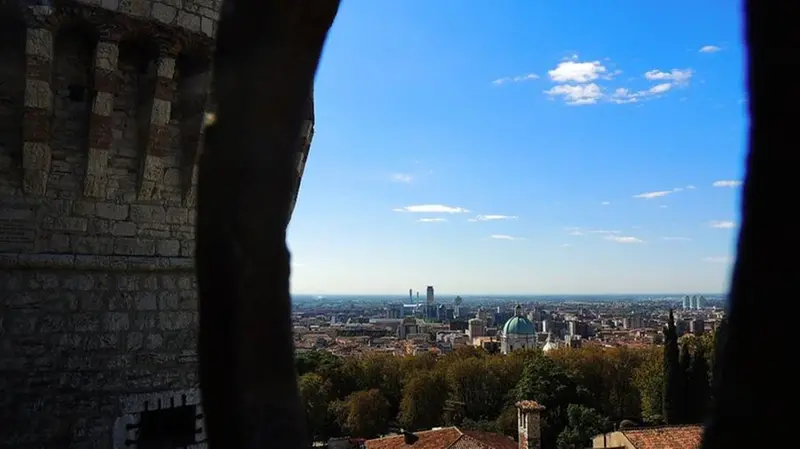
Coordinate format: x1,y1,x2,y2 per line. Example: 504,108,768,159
292,288,725,358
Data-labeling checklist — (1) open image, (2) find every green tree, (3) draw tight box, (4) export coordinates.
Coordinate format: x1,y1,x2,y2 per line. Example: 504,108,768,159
556,404,611,449
688,345,711,423
398,371,449,431
632,347,663,424
330,389,390,439
298,373,333,442
446,357,500,421
515,354,587,449
679,339,692,422
662,309,685,424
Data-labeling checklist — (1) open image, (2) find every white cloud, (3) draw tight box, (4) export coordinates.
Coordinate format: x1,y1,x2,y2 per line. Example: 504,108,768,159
699,45,721,53
662,236,692,241
391,173,413,183
601,201,611,205
491,234,524,241
545,83,603,105
393,204,470,214
548,60,611,83
468,214,518,222
633,187,688,199
568,231,585,236
709,220,736,229
703,256,731,263
712,180,742,188
560,243,572,248
659,205,668,208
418,218,447,223
589,230,621,235
605,235,644,244
686,185,696,190
644,68,693,85
492,73,539,85
633,190,673,199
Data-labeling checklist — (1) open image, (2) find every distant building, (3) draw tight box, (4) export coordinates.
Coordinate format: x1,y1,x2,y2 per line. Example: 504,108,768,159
593,425,703,448
426,286,435,305
500,304,537,354
683,295,691,309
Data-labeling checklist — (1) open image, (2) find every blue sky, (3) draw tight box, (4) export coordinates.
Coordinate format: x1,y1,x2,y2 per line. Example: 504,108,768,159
287,0,747,296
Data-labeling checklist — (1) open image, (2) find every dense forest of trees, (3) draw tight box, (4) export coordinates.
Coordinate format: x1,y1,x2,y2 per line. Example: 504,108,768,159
295,322,719,449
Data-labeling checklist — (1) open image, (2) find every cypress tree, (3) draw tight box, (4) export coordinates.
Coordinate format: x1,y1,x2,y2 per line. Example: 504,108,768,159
689,345,711,423
679,339,691,423
662,309,683,424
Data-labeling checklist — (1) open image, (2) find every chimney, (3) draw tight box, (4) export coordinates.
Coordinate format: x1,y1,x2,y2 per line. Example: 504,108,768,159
516,401,545,449
401,430,418,445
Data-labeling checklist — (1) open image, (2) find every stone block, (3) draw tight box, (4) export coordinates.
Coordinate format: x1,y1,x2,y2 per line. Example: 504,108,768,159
112,221,136,237
113,238,156,256
130,205,166,223
201,17,214,37
176,11,201,32
95,42,119,71
25,28,53,59
150,99,172,126
96,203,129,220
22,142,51,171
23,107,51,142
24,79,51,109
25,55,51,82
93,92,114,116
156,239,180,256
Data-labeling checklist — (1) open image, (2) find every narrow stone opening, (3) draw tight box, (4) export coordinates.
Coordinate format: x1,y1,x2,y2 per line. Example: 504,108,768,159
174,51,210,204
51,23,96,196
0,13,25,187
109,38,157,200
136,405,197,449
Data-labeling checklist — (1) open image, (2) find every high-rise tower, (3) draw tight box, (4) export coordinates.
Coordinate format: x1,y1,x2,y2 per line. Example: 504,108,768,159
0,1,315,447
426,285,435,305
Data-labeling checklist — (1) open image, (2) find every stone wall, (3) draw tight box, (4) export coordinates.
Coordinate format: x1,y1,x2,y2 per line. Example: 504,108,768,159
0,1,215,448
0,0,316,447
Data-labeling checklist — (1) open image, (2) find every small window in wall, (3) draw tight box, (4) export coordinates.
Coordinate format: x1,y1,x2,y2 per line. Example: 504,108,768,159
137,405,197,449
68,84,86,102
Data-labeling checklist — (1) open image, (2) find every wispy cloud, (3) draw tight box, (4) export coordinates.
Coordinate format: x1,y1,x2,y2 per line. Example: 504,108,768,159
632,187,687,199
703,256,731,263
491,234,524,241
698,45,722,53
564,226,585,236
393,204,470,214
605,235,644,244
545,83,604,105
662,236,692,241
709,220,736,229
560,243,572,248
589,230,621,235
418,218,447,223
644,68,693,85
601,201,611,205
492,73,539,85
468,214,518,222
712,180,742,188
391,173,414,183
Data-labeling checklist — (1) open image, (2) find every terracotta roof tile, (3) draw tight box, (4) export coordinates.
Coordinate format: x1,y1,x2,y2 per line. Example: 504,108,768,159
622,425,703,449
365,428,462,449
460,430,518,449
364,427,517,449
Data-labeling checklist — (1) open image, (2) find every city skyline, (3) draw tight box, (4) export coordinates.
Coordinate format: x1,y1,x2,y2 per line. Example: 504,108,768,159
288,0,745,295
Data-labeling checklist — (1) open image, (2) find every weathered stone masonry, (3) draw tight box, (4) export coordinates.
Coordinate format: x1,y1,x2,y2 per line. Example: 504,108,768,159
1,1,313,448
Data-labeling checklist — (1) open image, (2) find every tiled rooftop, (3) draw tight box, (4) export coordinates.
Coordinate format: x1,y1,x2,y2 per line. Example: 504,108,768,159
622,425,703,449
364,427,517,449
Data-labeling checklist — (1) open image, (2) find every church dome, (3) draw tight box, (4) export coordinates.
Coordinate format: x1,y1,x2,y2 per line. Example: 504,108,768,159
502,315,535,335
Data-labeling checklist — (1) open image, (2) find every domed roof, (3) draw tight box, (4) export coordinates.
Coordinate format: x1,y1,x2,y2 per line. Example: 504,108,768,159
502,315,535,335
